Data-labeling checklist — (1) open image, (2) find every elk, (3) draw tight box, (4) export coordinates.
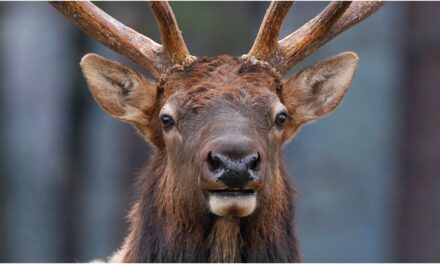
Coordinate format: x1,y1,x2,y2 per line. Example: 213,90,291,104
51,1,384,262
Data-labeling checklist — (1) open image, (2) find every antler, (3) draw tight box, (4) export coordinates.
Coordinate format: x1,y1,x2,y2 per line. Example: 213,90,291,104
248,1,385,74
50,1,192,79
149,1,190,65
248,1,294,60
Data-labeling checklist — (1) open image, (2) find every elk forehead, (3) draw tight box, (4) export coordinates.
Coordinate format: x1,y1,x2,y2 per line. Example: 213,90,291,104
158,56,285,139
159,56,282,100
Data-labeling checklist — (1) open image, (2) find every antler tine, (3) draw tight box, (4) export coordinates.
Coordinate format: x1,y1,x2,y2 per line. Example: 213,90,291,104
248,1,294,60
149,1,191,65
50,1,193,79
248,1,385,74
278,1,351,72
50,1,165,78
278,1,385,73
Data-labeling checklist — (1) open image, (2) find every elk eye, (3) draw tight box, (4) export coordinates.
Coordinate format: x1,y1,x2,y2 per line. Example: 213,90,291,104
275,112,287,127
160,114,175,129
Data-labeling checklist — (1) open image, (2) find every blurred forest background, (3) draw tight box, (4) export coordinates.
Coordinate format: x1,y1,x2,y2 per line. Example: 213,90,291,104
0,1,439,262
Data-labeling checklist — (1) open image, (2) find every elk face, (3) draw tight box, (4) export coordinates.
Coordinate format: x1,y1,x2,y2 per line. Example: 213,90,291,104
160,90,274,217
80,52,358,218
156,57,287,217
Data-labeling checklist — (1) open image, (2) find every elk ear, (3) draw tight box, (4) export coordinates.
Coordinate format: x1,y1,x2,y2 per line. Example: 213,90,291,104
282,52,359,125
80,53,157,125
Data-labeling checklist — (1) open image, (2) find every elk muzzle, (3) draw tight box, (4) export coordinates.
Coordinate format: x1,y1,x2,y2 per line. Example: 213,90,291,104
200,136,264,217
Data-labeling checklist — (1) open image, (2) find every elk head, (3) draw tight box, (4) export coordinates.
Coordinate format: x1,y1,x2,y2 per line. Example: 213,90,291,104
52,1,384,218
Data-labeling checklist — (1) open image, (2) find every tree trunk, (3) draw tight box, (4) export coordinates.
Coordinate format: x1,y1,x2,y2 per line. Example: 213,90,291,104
0,2,75,261
398,2,440,262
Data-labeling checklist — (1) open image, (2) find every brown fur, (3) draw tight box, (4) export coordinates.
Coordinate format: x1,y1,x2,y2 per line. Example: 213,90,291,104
103,56,299,262
80,53,358,262
53,2,378,260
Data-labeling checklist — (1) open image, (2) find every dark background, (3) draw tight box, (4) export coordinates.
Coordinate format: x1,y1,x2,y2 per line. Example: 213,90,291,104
0,1,439,262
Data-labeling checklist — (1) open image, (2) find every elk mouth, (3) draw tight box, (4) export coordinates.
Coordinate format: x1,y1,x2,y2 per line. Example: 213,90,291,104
207,189,257,217
208,189,256,196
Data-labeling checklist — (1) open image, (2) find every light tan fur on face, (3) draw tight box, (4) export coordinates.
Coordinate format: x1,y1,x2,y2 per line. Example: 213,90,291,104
270,99,289,140
208,193,257,217
271,101,288,121
159,101,184,147
159,103,177,122
282,52,359,140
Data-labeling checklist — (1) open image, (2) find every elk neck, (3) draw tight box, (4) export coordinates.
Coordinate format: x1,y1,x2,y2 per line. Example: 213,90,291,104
118,149,300,262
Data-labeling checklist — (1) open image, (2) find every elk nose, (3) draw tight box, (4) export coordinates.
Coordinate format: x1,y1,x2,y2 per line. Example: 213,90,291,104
207,139,260,189
208,152,260,188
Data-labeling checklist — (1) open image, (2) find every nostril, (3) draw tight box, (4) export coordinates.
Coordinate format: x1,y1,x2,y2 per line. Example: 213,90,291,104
248,153,260,171
207,152,222,171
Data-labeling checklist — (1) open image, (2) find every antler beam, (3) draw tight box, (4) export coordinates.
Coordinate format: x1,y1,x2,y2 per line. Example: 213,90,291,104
278,1,351,71
248,1,385,74
50,1,192,79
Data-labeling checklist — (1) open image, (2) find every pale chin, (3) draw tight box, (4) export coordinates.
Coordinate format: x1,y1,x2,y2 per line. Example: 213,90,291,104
208,193,257,217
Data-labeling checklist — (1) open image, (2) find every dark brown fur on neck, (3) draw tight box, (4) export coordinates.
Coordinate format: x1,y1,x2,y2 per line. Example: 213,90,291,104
121,151,299,262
